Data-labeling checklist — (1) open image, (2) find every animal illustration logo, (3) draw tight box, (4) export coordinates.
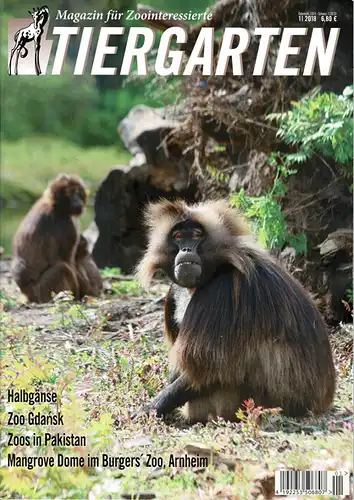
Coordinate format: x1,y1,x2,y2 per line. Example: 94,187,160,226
8,6,50,76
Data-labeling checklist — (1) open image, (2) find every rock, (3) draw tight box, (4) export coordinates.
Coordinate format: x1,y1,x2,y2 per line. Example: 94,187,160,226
91,104,199,272
92,164,198,273
118,104,184,167
318,229,353,260
229,151,274,196
317,229,353,324
279,247,297,270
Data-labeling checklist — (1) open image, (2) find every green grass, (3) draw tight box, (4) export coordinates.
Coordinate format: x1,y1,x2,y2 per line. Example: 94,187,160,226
1,137,131,202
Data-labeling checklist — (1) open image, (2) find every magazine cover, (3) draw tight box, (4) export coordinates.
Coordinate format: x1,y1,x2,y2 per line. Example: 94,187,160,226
1,0,353,498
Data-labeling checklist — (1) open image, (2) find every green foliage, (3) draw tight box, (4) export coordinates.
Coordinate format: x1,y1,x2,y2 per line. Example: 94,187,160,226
0,339,112,498
111,280,141,296
231,86,353,254
0,291,18,311
231,157,307,254
1,59,117,146
268,86,354,170
100,268,141,295
52,299,103,335
1,66,177,150
100,267,122,277
207,165,230,184
2,0,204,149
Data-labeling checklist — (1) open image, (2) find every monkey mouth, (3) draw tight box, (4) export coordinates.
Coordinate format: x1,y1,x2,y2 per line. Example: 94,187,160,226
174,262,202,288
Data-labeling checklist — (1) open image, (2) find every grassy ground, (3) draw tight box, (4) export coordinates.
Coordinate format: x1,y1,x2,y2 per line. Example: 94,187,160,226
1,137,131,202
0,261,353,500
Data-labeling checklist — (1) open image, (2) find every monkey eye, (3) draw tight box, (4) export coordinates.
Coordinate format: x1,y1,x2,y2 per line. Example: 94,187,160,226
192,230,203,239
173,231,183,241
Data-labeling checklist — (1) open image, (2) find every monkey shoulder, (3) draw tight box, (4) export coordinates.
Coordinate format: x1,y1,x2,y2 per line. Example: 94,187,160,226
23,209,73,240
17,201,55,234
13,206,49,254
245,256,327,339
13,203,78,262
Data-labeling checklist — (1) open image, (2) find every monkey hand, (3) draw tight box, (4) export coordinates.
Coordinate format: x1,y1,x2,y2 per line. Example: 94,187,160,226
131,375,197,422
130,405,158,421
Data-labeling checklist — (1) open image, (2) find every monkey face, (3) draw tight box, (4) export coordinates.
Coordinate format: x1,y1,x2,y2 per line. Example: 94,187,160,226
50,175,87,216
167,220,210,288
68,192,85,216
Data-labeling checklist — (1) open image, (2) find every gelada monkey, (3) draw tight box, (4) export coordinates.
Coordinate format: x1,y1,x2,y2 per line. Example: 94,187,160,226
135,199,335,423
12,174,102,303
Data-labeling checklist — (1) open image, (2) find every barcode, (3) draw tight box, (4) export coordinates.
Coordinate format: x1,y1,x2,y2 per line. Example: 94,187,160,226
275,469,350,496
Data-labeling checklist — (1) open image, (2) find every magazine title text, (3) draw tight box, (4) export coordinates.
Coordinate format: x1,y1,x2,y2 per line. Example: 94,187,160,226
50,26,340,76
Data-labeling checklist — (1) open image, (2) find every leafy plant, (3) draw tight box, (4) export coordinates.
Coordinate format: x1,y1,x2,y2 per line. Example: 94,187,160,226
49,294,102,334
268,85,353,172
231,156,307,254
236,398,281,439
231,86,353,254
207,165,230,184
0,291,19,311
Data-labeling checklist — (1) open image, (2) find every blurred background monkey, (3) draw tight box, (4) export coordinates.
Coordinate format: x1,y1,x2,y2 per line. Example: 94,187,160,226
135,199,336,423
12,174,102,303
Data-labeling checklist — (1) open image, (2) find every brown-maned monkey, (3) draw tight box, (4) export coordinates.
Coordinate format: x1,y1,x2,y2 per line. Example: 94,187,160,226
12,174,102,303
134,199,336,423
